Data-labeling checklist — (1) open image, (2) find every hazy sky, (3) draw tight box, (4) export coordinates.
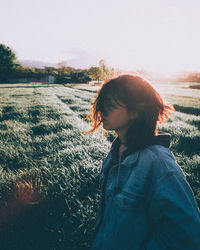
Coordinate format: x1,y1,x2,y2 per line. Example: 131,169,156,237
1,0,200,74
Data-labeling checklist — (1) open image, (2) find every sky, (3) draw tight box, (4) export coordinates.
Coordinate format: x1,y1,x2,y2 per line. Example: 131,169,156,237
1,0,200,75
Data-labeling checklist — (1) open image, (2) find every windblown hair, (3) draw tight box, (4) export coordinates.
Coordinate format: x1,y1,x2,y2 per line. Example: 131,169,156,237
85,74,174,152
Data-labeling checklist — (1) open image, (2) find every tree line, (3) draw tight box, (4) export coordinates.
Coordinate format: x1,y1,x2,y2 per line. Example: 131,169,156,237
177,72,200,83
1,43,200,83
0,44,113,83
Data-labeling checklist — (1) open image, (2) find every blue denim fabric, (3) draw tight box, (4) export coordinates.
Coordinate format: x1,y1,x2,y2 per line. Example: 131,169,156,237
91,142,200,250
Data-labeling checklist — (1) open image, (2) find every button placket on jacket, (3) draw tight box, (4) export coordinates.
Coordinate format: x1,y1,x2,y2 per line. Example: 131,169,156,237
96,151,140,235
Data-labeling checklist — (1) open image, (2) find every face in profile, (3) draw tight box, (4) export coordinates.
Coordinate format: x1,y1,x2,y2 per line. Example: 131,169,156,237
99,99,136,132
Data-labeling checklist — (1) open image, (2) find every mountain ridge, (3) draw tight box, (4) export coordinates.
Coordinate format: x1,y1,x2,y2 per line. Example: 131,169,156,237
19,60,58,68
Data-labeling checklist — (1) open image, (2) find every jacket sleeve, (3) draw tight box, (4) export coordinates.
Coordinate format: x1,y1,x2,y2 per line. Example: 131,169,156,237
145,172,200,250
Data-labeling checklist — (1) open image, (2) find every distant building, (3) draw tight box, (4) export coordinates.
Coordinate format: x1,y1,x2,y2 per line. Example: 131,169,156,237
41,75,55,83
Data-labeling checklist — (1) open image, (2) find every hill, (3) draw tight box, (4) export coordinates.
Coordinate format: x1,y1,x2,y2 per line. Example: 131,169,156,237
19,59,57,68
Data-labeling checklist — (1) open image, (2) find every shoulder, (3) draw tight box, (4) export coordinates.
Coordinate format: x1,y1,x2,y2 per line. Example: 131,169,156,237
137,145,187,190
141,145,184,174
124,145,186,188
140,144,174,162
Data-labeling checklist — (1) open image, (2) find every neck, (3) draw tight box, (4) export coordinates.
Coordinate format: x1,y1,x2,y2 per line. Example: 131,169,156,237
115,128,127,146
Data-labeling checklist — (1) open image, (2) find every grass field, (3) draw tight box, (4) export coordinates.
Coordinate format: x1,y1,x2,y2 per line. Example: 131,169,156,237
0,81,199,249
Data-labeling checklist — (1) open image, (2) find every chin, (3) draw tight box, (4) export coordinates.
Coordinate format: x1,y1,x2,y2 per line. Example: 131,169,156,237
102,124,108,129
102,121,115,130
102,123,109,130
102,125,113,130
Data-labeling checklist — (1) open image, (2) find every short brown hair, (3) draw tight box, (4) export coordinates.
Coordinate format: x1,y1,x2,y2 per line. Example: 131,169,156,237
85,74,174,152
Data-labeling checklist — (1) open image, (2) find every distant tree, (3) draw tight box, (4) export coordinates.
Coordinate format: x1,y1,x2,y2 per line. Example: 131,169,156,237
71,70,91,83
0,43,20,82
20,67,35,78
99,59,111,80
15,65,25,76
56,62,77,76
44,67,56,74
186,72,200,82
177,72,200,82
88,66,101,81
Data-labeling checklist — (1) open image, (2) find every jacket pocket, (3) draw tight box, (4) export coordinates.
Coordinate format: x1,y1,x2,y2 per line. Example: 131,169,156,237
107,191,147,249
113,191,144,211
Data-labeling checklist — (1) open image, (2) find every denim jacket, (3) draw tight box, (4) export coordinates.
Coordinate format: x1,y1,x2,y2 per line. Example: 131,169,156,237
91,132,200,250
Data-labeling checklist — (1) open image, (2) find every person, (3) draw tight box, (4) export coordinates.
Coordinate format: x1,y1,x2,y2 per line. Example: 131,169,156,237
85,74,200,250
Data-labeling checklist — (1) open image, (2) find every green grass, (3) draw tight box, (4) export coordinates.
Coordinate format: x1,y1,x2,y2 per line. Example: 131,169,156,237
0,82,199,249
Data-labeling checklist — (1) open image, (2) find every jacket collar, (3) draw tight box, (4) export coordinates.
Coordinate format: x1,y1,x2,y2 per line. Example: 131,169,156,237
151,131,171,148
121,152,140,166
110,131,171,164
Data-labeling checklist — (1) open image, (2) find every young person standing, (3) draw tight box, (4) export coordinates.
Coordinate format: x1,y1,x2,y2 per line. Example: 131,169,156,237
86,74,200,250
